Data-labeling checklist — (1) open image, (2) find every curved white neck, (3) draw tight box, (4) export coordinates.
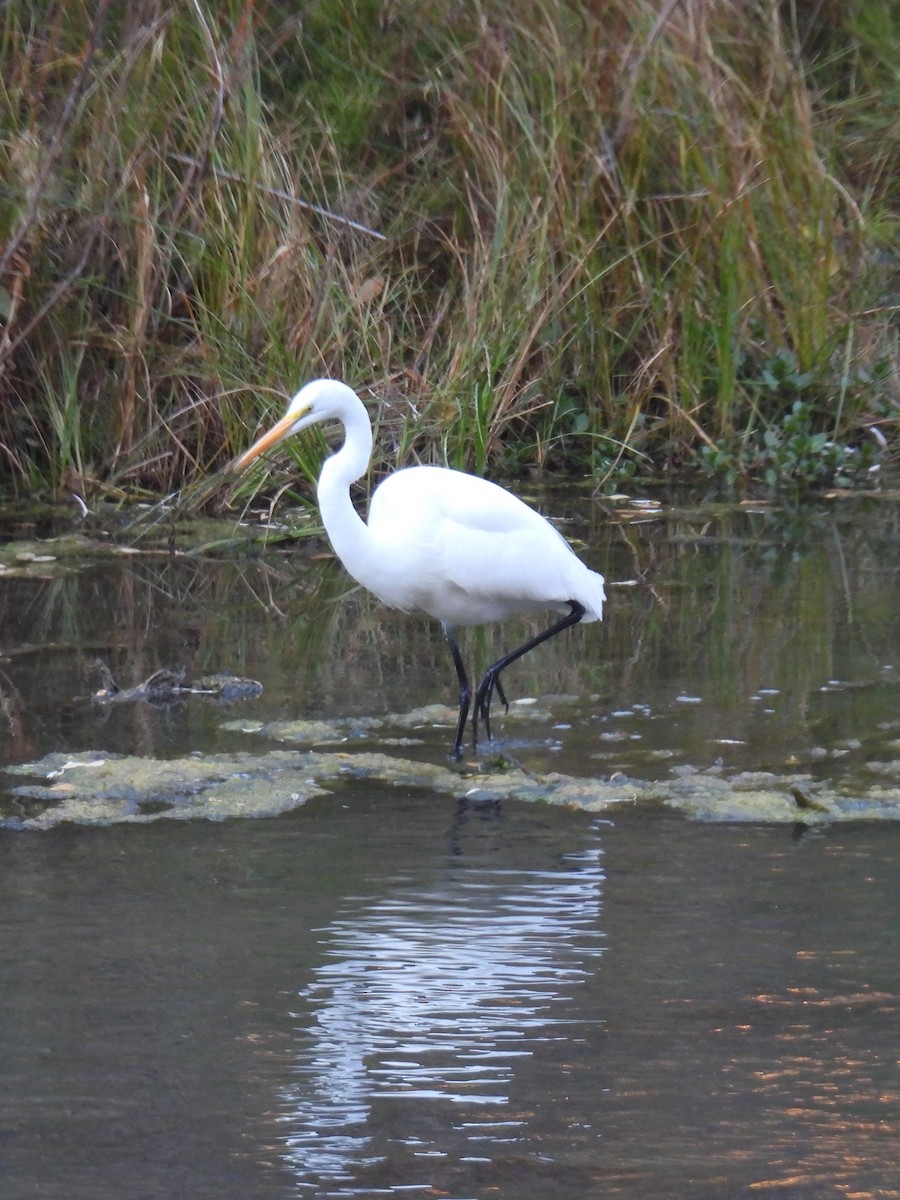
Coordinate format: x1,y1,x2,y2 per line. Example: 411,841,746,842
315,395,378,585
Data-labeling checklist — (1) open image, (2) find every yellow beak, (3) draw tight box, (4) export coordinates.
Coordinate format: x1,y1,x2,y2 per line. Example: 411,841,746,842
232,407,308,472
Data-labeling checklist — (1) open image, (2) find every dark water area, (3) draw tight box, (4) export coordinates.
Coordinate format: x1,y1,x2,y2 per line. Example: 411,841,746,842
2,798,898,1199
1,489,899,1198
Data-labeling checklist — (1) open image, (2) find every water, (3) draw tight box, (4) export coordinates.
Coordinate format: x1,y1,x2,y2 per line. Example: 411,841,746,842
2,492,899,777
1,800,897,1198
0,491,899,1197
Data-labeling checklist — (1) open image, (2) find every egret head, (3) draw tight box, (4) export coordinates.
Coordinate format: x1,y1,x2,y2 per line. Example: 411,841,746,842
233,379,357,471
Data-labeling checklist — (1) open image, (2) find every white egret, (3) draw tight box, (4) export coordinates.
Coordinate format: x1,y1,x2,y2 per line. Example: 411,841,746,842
234,379,605,757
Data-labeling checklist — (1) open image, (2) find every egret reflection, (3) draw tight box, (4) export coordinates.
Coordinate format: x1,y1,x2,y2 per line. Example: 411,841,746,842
275,836,605,1188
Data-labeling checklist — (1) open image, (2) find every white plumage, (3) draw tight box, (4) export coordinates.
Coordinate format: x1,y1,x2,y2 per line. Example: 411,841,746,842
235,378,605,756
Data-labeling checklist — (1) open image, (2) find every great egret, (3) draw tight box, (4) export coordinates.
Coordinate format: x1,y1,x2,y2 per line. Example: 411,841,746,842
234,379,605,757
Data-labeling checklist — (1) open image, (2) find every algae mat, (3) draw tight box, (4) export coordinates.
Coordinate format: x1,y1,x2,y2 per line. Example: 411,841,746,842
4,700,900,829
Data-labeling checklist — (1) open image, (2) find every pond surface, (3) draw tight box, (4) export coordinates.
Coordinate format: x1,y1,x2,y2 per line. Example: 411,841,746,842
0,488,899,1198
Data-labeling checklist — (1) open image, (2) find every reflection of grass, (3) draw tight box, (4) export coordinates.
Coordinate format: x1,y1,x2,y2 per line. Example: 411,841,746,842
3,498,898,771
605,499,900,770
0,1,896,497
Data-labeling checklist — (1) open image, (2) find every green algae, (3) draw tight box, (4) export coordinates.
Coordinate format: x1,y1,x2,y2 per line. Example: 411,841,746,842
4,750,329,828
221,698,568,747
5,734,900,829
5,696,899,832
0,511,291,580
0,534,98,578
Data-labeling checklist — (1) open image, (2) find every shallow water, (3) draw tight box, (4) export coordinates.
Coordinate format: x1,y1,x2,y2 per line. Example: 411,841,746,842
1,491,899,780
1,490,899,1197
1,797,898,1199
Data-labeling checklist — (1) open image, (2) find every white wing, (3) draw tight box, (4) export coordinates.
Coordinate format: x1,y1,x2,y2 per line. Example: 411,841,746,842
367,466,604,625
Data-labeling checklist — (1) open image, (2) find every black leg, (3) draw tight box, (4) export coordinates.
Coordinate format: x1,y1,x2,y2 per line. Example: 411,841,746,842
472,601,586,749
443,623,471,759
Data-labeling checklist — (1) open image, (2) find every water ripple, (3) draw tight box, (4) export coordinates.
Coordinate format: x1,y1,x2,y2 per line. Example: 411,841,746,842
276,837,605,1188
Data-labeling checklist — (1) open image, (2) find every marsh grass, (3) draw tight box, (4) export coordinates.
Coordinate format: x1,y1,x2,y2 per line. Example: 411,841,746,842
0,0,896,501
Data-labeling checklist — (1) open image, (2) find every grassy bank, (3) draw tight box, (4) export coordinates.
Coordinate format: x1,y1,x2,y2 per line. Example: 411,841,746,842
0,0,897,500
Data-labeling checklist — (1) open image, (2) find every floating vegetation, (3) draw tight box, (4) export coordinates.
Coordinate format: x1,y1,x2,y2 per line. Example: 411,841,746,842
4,751,329,827
0,510,292,573
222,698,563,746
5,705,900,829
